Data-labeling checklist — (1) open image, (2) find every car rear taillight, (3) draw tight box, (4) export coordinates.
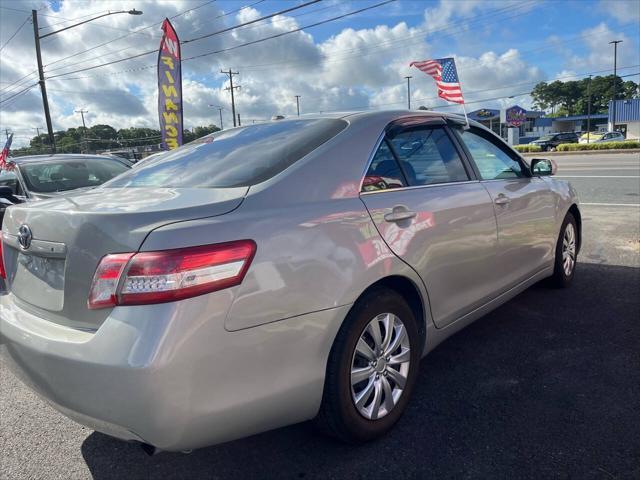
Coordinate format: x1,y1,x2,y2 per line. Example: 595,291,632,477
0,233,6,279
88,240,256,310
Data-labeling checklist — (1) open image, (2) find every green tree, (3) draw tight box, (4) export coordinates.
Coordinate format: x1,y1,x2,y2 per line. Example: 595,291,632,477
531,75,638,117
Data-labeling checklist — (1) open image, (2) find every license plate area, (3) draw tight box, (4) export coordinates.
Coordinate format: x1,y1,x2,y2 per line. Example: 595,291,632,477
12,251,66,311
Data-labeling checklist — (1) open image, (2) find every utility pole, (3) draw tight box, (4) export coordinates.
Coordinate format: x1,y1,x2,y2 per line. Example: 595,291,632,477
586,75,592,143
295,95,301,116
221,69,240,127
75,109,88,153
237,113,241,126
609,40,623,131
405,76,412,110
32,10,56,153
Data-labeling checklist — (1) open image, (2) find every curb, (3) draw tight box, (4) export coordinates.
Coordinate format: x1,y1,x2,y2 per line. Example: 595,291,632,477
521,149,640,157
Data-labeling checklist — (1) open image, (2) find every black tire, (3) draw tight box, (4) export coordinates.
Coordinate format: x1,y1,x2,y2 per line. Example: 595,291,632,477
548,212,578,288
314,287,421,443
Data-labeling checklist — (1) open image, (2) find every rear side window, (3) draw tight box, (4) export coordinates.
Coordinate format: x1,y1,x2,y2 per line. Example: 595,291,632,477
387,127,469,185
107,119,347,188
362,141,407,192
362,126,469,192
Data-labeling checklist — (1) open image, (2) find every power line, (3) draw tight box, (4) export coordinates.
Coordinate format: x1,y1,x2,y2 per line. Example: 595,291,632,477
0,5,153,37
182,0,398,63
46,0,325,79
0,82,38,106
43,0,524,78
0,70,38,95
42,0,226,72
38,10,110,30
0,15,30,52
45,0,536,81
42,1,332,76
0,0,228,97
46,0,398,81
182,0,321,44
233,2,638,74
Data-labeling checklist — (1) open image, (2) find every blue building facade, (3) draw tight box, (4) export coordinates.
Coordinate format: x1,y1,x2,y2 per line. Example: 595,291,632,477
609,99,640,139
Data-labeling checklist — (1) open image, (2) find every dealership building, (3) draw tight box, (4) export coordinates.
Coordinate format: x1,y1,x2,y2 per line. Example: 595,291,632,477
467,98,639,143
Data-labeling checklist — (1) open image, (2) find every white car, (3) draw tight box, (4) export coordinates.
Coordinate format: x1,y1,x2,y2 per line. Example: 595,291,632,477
579,131,625,144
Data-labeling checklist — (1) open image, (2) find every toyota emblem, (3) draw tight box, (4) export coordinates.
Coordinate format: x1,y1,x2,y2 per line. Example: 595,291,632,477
17,224,32,250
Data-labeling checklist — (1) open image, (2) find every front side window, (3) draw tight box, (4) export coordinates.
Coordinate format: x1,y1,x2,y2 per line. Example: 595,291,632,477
457,129,525,180
387,127,469,185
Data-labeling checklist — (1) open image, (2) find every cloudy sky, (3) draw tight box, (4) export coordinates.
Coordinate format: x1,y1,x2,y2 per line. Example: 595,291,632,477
1,0,639,147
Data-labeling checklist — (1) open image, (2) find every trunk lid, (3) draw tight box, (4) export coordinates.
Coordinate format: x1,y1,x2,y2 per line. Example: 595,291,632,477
1,186,247,330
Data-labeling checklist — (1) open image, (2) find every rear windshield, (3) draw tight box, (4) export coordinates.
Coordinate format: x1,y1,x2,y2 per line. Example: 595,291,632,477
106,119,348,188
19,158,130,193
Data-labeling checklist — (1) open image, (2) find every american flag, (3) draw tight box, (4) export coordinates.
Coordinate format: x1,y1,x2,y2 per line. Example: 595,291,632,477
410,57,465,104
0,133,14,170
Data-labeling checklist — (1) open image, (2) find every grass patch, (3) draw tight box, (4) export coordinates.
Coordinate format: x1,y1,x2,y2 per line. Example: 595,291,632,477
514,144,543,153
556,141,640,151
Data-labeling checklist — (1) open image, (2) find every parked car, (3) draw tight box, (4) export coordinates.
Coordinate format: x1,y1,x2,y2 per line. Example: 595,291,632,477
530,132,579,151
0,111,581,453
579,131,625,144
0,154,131,224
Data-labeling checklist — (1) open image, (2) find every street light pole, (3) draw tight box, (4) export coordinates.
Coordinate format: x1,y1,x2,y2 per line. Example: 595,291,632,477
208,105,224,130
405,76,412,110
609,40,623,131
586,75,592,143
31,8,143,154
75,109,88,153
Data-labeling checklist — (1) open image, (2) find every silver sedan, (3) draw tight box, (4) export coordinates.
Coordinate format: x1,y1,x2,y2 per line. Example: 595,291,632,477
0,111,580,452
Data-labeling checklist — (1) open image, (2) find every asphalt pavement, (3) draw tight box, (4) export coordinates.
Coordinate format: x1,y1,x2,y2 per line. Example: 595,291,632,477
1,152,639,479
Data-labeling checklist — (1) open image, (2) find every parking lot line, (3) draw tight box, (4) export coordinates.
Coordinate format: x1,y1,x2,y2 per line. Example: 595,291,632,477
580,202,640,207
557,175,640,178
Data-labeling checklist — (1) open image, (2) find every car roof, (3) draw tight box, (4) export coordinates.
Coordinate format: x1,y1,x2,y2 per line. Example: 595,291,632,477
239,109,483,130
10,154,130,165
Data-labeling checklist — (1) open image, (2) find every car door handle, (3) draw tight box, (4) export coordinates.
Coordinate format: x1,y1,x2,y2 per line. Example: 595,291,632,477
384,206,417,223
494,195,511,205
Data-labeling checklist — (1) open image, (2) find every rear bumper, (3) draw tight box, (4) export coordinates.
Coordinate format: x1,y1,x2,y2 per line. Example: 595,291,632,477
0,293,348,451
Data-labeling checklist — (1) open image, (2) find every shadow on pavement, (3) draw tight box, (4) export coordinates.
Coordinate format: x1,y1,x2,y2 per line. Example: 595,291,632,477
81,262,640,479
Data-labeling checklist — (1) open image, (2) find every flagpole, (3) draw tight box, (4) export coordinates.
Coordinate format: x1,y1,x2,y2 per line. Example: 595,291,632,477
458,102,469,129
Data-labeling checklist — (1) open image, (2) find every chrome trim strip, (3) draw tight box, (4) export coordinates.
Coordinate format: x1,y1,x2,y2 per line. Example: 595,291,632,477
2,232,67,258
360,180,481,196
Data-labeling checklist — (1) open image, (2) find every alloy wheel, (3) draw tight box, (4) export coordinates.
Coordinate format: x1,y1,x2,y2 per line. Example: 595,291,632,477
350,313,411,420
562,222,576,276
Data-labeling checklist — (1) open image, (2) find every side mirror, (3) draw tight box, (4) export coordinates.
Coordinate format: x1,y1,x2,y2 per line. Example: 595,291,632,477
531,158,557,176
0,186,20,204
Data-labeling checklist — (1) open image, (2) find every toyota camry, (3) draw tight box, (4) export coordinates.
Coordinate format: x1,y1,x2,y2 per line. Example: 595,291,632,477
0,111,580,452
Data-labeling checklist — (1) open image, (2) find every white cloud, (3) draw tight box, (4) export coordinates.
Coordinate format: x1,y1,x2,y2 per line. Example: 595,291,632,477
423,0,483,32
600,0,640,24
